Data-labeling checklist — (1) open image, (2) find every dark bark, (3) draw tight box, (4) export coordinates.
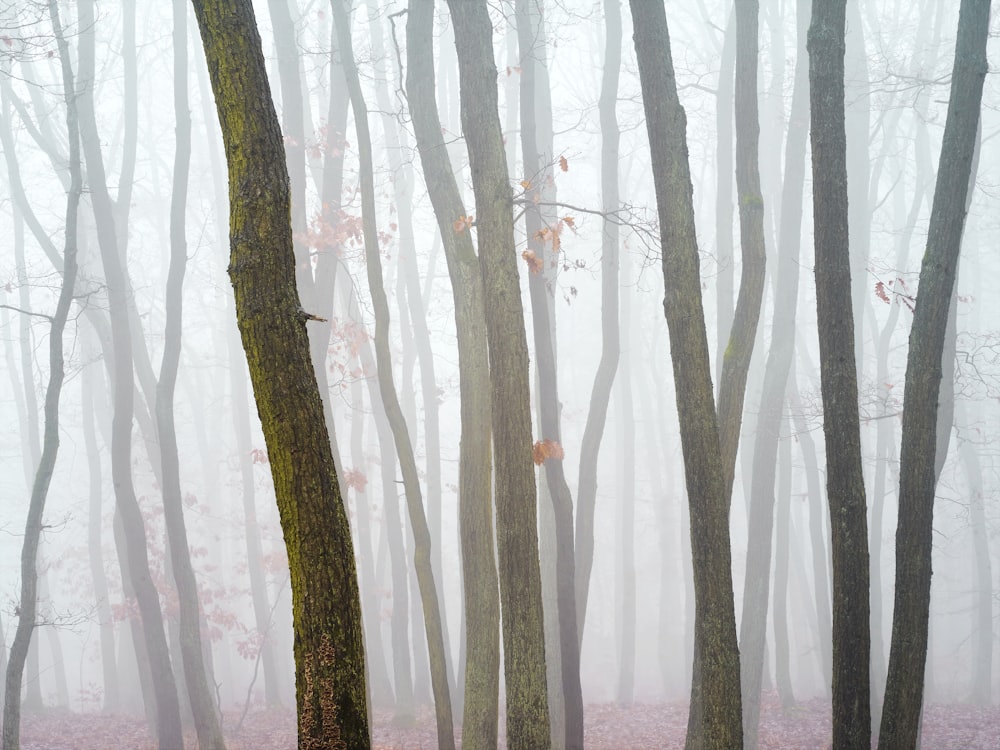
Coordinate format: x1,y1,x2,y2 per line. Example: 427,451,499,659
878,1,990,745
405,2,500,746
737,0,810,744
446,1,551,746
191,0,370,745
807,2,871,745
628,3,743,747
157,2,226,746
329,3,455,745
1,3,78,745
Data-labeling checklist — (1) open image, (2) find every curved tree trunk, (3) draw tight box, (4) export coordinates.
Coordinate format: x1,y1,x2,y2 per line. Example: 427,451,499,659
329,3,455,746
191,0,371,745
1,4,78,745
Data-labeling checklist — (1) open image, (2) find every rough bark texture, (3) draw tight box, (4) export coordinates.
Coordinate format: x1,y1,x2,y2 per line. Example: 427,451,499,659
329,2,455,746
191,1,370,747
878,1,990,745
629,2,743,748
446,1,552,746
807,2,871,746
406,2,500,747
1,4,78,745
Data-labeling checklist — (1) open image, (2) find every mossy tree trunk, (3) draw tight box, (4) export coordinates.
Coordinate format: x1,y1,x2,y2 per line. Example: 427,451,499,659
628,2,743,747
446,1,552,746
190,1,370,746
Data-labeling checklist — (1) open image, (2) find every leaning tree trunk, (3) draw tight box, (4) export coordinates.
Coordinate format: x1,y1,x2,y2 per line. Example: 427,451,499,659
191,0,370,746
1,3,78,745
329,2,455,746
629,2,743,747
807,2,871,746
405,2,500,747
878,1,990,745
446,1,552,746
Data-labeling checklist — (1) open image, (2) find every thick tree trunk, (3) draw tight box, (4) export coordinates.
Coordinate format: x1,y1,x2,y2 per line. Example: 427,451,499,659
446,1,552,746
629,3,743,747
405,3,500,746
807,2,871,745
878,1,990,745
191,1,371,745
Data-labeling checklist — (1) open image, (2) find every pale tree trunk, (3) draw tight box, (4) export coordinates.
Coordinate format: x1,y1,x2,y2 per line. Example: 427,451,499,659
329,3,455,745
574,0,621,650
615,250,635,708
156,2,226,746
629,3,743,747
737,1,809,744
879,2,990,743
808,1,872,745
772,433,795,710
447,1,552,745
405,3,500,745
1,3,78,744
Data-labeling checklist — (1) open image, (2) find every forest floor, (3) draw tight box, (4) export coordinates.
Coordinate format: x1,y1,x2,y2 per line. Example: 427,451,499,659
15,694,1000,748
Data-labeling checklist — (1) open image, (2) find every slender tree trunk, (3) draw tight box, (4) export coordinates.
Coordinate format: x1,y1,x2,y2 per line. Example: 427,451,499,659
1,4,78,744
737,1,809,744
156,3,226,746
629,3,743,747
405,4,500,746
879,2,990,744
772,434,795,710
615,266,635,708
808,2,872,746
574,0,621,649
191,0,371,744
329,3,454,745
446,1,552,745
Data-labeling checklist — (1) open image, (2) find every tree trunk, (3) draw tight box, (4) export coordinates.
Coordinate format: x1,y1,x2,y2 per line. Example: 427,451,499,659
878,1,990,744
191,0,371,745
737,1,810,744
329,3,455,745
574,0,621,651
1,4,78,744
629,3,743,747
157,2,226,746
405,3,500,746
446,1,552,746
807,2,872,746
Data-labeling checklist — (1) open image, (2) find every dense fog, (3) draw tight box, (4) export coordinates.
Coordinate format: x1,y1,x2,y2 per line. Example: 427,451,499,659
0,0,998,747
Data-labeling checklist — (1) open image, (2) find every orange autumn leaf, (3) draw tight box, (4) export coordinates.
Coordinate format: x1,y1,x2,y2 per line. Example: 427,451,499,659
453,215,474,233
559,154,569,172
532,439,565,465
522,249,543,274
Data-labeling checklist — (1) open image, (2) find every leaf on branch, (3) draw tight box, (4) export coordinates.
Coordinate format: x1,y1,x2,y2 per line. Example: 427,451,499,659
521,179,532,190
532,439,565,465
875,280,890,304
522,250,543,274
343,468,368,493
559,154,569,172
